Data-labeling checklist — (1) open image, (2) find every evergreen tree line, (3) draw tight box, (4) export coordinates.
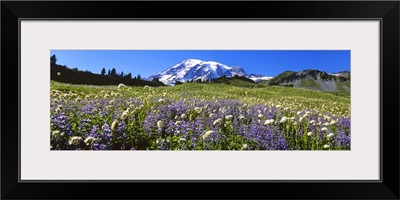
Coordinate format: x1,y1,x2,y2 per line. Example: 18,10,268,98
52,54,145,81
100,67,142,80
50,54,164,87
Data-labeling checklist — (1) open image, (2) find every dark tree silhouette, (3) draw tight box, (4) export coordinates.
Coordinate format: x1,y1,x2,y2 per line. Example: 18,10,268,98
50,55,57,64
125,73,132,79
137,74,142,80
111,68,117,77
101,68,106,76
120,71,124,77
108,69,111,76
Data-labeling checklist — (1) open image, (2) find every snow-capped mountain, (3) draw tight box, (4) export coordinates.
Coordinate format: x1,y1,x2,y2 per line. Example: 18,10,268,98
146,59,269,85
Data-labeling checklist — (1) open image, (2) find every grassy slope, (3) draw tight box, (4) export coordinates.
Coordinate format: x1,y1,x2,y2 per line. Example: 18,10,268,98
51,81,350,116
299,79,322,90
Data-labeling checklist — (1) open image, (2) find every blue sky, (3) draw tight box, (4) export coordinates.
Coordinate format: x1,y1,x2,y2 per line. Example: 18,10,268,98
50,50,350,77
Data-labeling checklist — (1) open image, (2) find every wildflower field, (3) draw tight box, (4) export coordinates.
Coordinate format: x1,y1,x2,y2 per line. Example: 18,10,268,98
50,81,350,150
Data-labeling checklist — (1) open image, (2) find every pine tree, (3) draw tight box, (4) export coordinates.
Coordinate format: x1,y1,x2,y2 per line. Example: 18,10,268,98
125,73,132,79
50,55,57,64
111,68,117,77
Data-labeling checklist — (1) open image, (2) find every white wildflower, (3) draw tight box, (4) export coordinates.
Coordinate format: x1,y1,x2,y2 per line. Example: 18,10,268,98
175,121,181,126
55,106,61,114
326,133,335,139
307,132,314,136
57,72,61,76
202,130,214,140
194,107,202,113
213,118,222,126
209,113,215,118
276,105,282,108
181,114,187,119
111,121,119,132
225,115,233,120
323,144,330,149
120,111,129,120
290,117,296,120
330,120,337,125
280,117,288,123
117,83,126,89
157,120,164,129
68,136,82,146
156,138,163,144
242,144,248,150
52,130,60,137
258,113,264,118
84,136,96,145
264,119,274,125
221,108,226,114
179,138,186,142
158,98,165,104
321,127,328,132
309,120,316,124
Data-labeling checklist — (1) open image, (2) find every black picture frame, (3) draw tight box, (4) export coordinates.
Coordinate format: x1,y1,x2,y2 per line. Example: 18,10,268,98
2,1,399,199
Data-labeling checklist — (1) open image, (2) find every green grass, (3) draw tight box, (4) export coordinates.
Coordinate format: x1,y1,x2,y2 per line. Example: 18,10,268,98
51,81,350,117
299,79,321,90
50,81,351,150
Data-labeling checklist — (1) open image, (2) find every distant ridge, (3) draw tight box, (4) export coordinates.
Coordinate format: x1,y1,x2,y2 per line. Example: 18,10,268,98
265,69,350,92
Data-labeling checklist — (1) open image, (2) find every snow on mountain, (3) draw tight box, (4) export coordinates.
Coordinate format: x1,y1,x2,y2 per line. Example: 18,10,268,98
329,70,350,77
247,73,273,83
146,59,268,85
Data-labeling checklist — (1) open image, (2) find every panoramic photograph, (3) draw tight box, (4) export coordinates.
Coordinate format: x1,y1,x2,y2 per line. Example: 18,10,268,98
50,50,350,150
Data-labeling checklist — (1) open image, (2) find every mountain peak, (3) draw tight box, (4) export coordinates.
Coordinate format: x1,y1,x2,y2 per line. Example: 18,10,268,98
181,58,203,64
146,59,272,85
147,59,248,85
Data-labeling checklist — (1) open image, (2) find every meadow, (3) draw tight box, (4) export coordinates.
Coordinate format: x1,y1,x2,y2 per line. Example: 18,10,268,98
50,81,350,150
